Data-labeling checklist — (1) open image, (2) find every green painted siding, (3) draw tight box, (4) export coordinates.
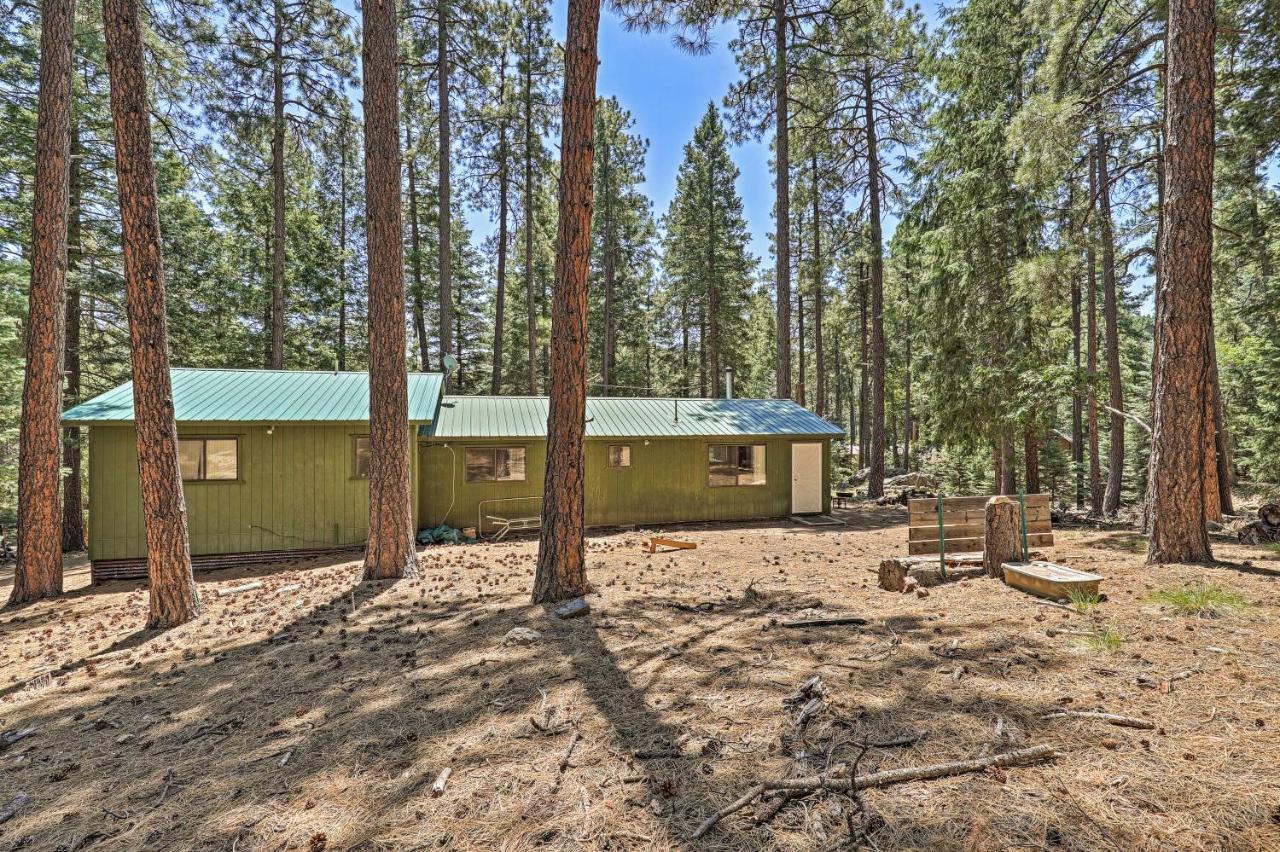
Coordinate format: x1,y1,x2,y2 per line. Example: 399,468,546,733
88,423,420,561
418,436,831,532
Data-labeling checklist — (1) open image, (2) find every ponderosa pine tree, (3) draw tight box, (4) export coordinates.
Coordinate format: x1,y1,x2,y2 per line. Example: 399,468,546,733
361,0,416,580
102,0,201,626
211,0,354,370
533,0,600,604
1146,0,1215,564
662,103,754,398
590,97,656,394
11,0,76,605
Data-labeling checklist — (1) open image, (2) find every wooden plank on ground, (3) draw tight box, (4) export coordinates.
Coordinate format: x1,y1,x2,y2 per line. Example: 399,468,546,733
907,493,1051,514
645,537,698,554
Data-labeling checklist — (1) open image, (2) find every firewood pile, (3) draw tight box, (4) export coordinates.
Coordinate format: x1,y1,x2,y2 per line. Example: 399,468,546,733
1237,503,1280,545
875,487,937,507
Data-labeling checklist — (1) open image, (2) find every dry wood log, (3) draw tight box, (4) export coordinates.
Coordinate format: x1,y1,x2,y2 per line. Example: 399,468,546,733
691,744,1060,839
1237,503,1280,544
431,766,452,797
1041,710,1155,729
983,497,1020,578
0,727,36,752
780,616,869,628
216,580,264,597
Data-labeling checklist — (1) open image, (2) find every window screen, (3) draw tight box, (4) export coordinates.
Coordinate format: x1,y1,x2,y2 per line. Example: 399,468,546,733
465,446,528,482
708,444,766,487
178,437,239,481
353,435,371,477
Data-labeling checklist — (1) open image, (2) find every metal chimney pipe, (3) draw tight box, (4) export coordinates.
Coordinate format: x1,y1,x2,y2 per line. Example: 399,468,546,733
724,366,734,400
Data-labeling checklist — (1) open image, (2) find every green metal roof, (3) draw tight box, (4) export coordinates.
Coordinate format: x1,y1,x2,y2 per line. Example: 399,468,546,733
63,368,445,424
422,396,843,439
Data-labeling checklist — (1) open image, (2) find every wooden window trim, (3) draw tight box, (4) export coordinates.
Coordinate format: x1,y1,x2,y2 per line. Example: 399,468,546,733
707,443,767,488
352,434,370,479
178,436,241,483
464,445,529,483
607,444,631,468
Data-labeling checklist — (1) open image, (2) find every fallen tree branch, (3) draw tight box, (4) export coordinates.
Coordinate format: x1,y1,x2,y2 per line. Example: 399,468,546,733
1041,710,1154,729
780,616,869,629
691,744,1061,839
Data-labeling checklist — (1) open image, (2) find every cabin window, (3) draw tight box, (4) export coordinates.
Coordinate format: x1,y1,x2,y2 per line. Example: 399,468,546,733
465,446,527,482
708,444,766,487
178,437,239,481
353,435,371,478
607,445,631,468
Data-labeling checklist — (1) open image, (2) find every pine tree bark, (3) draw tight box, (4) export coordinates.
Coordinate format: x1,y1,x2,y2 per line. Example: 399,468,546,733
337,117,348,371
858,260,868,467
1024,430,1040,494
405,91,430,372
796,290,805,406
361,0,416,580
864,66,886,499
983,496,1019,578
63,116,87,553
1097,133,1124,515
1070,186,1084,509
269,0,286,370
492,53,510,394
1146,0,1214,564
600,120,616,395
903,268,912,470
811,151,825,417
534,0,599,604
773,0,791,400
1208,328,1233,515
524,35,538,394
1000,428,1016,494
1086,151,1103,514
707,150,720,396
13,0,76,604
103,0,201,626
436,0,454,382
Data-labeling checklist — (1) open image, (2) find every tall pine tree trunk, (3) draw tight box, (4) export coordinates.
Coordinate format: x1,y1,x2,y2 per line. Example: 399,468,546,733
534,0,599,603
858,260,868,467
811,151,825,417
601,122,616,395
337,117,348,370
1071,185,1084,508
773,0,791,400
524,44,538,394
903,266,913,470
864,66,886,499
1024,430,1040,493
103,0,201,626
1086,151,1103,514
707,153,720,396
63,116,86,553
13,0,76,604
437,1,454,381
1147,0,1214,564
361,0,416,580
492,55,510,394
796,291,805,407
405,96,430,372
1097,132,1124,515
269,0,286,369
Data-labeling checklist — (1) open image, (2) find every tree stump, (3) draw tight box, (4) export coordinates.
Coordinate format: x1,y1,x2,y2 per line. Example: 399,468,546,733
983,496,1020,579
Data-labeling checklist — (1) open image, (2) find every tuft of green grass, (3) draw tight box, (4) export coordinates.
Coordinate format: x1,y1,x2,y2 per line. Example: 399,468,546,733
1148,584,1250,618
1066,587,1102,614
1267,543,1280,558
1076,626,1126,653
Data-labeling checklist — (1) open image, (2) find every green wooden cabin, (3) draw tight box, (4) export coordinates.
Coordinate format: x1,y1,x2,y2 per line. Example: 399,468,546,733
64,369,841,581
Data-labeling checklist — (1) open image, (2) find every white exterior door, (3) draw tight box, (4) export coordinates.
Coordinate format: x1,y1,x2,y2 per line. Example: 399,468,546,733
791,442,823,514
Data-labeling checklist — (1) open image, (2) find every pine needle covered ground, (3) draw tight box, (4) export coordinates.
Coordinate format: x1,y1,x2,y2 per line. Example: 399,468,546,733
1,505,1278,851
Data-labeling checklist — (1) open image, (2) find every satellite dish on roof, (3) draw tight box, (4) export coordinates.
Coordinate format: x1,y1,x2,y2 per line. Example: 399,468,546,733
442,354,459,373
